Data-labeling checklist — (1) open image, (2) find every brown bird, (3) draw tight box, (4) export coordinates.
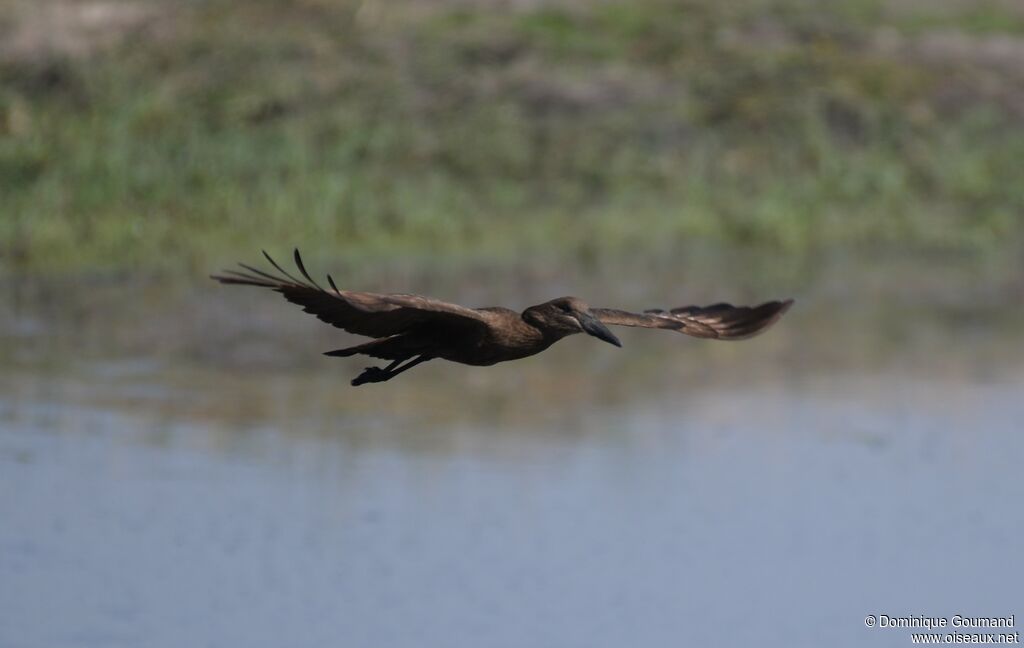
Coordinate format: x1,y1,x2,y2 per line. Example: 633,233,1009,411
212,250,793,386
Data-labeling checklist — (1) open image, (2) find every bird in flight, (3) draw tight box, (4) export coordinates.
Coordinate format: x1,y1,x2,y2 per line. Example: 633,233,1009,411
212,250,793,386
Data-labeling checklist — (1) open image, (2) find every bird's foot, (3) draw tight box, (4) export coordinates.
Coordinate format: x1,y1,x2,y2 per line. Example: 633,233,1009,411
351,366,391,386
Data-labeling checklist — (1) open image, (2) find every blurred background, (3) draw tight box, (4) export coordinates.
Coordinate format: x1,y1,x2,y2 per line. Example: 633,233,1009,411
1,1,1022,646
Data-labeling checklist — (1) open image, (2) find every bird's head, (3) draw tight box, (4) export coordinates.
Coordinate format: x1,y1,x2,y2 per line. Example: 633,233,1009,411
523,297,622,347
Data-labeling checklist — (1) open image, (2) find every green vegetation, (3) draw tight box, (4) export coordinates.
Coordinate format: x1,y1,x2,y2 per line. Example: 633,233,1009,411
1,0,1023,272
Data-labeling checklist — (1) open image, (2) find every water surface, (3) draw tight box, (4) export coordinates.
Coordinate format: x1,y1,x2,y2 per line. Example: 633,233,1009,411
1,256,1022,647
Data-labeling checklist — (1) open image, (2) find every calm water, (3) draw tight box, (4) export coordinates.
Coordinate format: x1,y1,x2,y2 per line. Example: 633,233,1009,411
1,255,1022,647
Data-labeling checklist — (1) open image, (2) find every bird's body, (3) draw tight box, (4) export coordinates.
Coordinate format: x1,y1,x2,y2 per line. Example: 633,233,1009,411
335,306,576,366
326,307,540,366
212,250,793,386
467,308,554,365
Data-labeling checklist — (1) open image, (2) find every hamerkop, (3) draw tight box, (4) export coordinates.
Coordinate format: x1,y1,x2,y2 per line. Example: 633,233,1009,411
212,250,793,386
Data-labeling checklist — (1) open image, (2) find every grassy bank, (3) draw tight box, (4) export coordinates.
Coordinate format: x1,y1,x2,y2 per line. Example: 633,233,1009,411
1,0,1023,272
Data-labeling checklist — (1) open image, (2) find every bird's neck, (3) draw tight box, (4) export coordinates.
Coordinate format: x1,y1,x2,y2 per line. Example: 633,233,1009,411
519,315,573,347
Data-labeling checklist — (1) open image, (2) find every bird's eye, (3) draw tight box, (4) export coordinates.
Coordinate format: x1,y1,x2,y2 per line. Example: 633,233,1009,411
559,303,572,313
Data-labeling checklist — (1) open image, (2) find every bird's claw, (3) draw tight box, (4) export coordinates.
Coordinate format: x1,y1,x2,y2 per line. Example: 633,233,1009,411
351,366,390,386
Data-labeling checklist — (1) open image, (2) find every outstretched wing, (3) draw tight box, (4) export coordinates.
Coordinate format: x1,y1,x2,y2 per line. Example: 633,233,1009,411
211,249,491,338
593,299,793,340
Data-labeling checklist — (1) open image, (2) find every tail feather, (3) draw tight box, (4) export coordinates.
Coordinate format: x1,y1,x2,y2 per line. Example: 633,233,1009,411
324,347,360,357
324,335,427,361
324,337,404,360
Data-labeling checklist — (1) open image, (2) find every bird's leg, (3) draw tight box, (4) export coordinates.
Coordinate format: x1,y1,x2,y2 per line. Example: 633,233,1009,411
351,356,431,387
382,355,431,379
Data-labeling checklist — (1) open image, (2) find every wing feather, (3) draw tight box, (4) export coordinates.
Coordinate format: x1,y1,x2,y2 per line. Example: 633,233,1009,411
211,249,490,338
594,299,793,340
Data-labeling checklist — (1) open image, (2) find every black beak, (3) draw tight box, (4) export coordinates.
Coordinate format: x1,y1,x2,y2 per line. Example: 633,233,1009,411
578,312,622,348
